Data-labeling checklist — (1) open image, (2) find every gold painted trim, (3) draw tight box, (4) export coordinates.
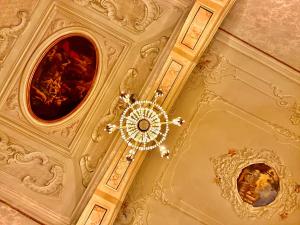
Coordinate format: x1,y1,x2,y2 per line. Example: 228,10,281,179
26,33,99,124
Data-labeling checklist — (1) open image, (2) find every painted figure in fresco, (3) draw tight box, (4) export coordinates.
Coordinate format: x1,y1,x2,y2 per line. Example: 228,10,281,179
30,36,97,120
237,163,279,207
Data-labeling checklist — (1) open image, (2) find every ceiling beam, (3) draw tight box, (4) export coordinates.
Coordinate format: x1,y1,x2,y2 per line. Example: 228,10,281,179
76,0,237,224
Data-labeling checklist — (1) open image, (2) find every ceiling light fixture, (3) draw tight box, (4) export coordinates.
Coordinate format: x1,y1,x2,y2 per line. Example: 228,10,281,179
105,90,184,162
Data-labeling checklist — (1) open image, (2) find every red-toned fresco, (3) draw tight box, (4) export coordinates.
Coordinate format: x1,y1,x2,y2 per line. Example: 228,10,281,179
29,35,97,121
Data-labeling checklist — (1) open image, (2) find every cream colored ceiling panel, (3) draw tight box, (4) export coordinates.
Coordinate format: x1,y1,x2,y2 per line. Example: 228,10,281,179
115,30,300,225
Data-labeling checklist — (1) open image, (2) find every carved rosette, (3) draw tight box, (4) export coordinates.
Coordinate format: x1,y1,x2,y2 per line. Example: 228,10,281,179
0,130,64,195
210,148,299,219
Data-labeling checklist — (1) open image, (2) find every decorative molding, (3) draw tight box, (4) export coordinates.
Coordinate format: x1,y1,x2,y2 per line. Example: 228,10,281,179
197,50,300,127
91,68,137,143
210,148,299,219
116,87,300,224
49,18,77,34
3,86,80,140
140,36,168,68
290,103,300,125
115,88,204,225
115,195,147,225
106,150,130,189
197,50,238,85
4,87,21,118
134,0,161,31
23,165,63,195
46,17,122,75
85,205,107,224
0,10,29,66
0,130,63,195
47,120,80,139
73,0,161,33
104,40,119,72
115,180,170,225
80,36,168,187
181,6,212,50
81,69,136,187
263,120,300,142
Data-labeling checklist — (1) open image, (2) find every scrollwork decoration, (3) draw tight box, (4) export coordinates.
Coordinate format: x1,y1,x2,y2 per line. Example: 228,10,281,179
80,36,168,187
73,0,160,32
290,102,300,125
0,130,64,195
210,148,299,219
0,10,29,66
197,50,300,127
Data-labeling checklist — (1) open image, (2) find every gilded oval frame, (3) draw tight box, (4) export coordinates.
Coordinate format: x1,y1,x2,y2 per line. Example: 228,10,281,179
19,28,103,127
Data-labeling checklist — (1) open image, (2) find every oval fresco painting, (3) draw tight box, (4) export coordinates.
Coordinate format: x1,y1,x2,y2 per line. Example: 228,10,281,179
237,163,280,207
29,35,97,121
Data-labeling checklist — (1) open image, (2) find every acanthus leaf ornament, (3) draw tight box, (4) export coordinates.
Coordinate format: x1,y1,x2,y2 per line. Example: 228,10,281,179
105,90,184,161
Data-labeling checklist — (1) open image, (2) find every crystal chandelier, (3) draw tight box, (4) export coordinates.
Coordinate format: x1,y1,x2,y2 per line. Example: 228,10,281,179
105,90,184,161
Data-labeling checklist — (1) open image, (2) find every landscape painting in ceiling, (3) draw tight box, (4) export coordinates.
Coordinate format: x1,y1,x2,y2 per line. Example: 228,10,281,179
29,35,97,121
237,163,280,207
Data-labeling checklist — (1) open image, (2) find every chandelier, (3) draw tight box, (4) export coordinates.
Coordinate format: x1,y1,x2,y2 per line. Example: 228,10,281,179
105,90,184,161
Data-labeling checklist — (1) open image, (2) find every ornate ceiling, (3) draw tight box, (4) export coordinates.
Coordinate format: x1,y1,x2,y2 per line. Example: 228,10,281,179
0,0,300,225
0,0,193,224
115,31,300,225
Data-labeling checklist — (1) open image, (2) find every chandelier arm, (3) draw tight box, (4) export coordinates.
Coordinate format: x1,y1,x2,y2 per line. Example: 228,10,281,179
152,121,172,125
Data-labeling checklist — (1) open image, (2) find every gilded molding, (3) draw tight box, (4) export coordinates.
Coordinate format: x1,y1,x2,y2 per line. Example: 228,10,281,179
134,0,161,31
5,88,20,117
0,130,64,195
3,86,80,140
197,50,238,84
106,150,130,189
0,11,29,66
92,68,138,143
210,148,299,219
73,0,161,32
263,120,300,142
80,36,168,187
81,69,136,187
85,205,107,224
23,165,63,195
140,36,168,68
290,103,300,125
48,120,80,138
49,18,77,34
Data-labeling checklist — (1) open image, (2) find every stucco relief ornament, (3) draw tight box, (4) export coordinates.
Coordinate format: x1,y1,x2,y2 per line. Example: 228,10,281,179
210,148,300,219
105,90,184,161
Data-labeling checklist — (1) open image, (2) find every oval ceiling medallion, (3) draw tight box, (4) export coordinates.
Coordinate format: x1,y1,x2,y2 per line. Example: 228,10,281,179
237,163,280,207
28,35,97,121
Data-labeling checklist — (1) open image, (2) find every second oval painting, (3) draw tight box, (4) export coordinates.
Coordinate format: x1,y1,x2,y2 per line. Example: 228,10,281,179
29,35,98,121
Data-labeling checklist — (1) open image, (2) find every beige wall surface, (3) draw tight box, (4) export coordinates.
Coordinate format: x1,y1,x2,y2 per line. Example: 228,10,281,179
0,201,40,225
221,0,300,72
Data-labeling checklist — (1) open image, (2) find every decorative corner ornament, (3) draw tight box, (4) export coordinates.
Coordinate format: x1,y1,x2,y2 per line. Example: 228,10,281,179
210,148,300,219
105,90,184,161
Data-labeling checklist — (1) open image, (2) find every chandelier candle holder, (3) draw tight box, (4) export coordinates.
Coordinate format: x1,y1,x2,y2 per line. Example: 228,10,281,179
105,90,184,162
